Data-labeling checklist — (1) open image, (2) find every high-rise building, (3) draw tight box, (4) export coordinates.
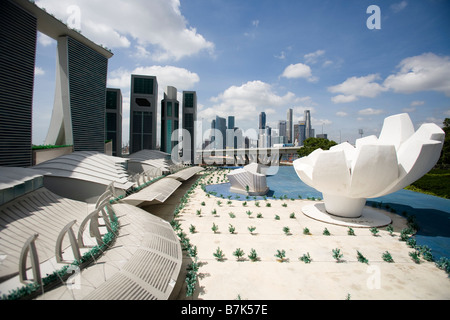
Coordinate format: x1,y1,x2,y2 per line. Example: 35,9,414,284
286,108,293,143
278,120,287,139
182,91,197,163
105,88,122,157
1,0,113,167
129,75,158,154
161,86,179,154
228,116,235,130
304,110,312,139
259,112,266,130
214,116,226,149
0,0,36,167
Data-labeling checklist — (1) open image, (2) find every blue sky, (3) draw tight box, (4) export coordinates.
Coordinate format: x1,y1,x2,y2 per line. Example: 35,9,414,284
32,0,450,147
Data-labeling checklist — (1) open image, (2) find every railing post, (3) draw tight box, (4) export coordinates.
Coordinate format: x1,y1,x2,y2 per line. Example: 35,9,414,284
19,233,41,285
56,220,81,263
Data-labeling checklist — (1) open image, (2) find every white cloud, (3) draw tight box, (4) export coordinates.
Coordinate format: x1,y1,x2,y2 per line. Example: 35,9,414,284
34,67,45,76
36,0,214,61
358,108,384,116
37,32,54,47
281,63,317,82
328,74,387,103
201,80,301,128
391,1,408,13
410,100,425,107
304,50,325,64
336,111,348,117
383,53,450,97
331,94,357,104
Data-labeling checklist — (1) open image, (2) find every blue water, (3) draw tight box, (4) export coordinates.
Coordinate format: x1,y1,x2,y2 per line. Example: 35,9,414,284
206,166,450,260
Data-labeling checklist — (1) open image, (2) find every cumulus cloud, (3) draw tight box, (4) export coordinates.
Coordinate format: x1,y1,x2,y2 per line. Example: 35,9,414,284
281,63,317,82
328,74,387,103
200,80,301,128
35,0,214,61
383,53,450,97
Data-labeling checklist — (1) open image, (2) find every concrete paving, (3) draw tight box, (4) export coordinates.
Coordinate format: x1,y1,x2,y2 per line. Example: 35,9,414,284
174,170,450,300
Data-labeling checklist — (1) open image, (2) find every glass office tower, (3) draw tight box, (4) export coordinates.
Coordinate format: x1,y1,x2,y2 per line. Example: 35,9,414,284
129,75,158,154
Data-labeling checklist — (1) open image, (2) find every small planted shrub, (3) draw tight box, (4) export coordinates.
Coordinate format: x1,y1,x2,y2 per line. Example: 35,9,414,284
370,227,379,236
266,202,271,207
282,203,288,207
257,213,263,218
386,225,394,236
409,250,421,264
406,237,417,248
201,201,206,206
196,209,202,216
323,228,331,236
275,249,287,262
332,248,343,262
217,200,222,206
303,227,311,235
229,224,236,234
283,226,291,235
229,212,236,218
275,214,280,220
233,248,245,261
227,200,233,206
435,257,450,276
242,201,248,207
211,208,217,216
189,224,196,234
418,245,434,262
356,251,369,264
289,212,296,219
248,226,256,235
347,227,355,236
213,247,225,261
211,223,219,234
299,253,312,264
382,251,394,263
246,210,253,218
255,201,260,207
248,248,259,262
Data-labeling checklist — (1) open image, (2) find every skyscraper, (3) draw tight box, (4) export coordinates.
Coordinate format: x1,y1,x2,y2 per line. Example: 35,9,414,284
215,116,226,149
278,120,287,139
228,116,235,130
182,91,197,163
105,88,122,157
129,75,158,154
286,108,293,143
0,0,36,166
259,112,266,130
160,86,179,154
304,110,312,139
1,0,113,166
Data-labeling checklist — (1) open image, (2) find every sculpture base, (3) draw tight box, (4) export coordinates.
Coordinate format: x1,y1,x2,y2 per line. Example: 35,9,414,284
302,203,391,228
322,194,366,218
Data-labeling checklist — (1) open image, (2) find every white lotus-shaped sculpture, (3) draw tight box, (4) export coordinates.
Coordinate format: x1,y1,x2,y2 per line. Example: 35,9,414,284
294,113,445,218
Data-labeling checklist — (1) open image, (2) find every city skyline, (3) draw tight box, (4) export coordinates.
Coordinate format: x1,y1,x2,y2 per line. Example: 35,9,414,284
31,0,450,147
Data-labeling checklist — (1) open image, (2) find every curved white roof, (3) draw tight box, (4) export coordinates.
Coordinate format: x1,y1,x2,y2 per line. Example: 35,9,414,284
33,151,134,190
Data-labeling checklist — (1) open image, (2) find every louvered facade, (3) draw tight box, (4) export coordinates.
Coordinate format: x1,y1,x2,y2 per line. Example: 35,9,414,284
0,0,37,167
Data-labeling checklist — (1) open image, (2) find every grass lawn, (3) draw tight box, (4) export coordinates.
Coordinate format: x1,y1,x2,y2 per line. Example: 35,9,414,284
405,169,450,199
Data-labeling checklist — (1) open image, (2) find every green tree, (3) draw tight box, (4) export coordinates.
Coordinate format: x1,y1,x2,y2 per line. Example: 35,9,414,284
297,137,338,158
437,118,449,168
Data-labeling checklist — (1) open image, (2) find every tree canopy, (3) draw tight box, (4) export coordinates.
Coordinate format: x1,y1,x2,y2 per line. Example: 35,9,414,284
437,118,449,168
297,137,337,158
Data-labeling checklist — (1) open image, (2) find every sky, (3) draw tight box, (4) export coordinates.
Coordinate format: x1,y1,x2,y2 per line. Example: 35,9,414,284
32,0,450,147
